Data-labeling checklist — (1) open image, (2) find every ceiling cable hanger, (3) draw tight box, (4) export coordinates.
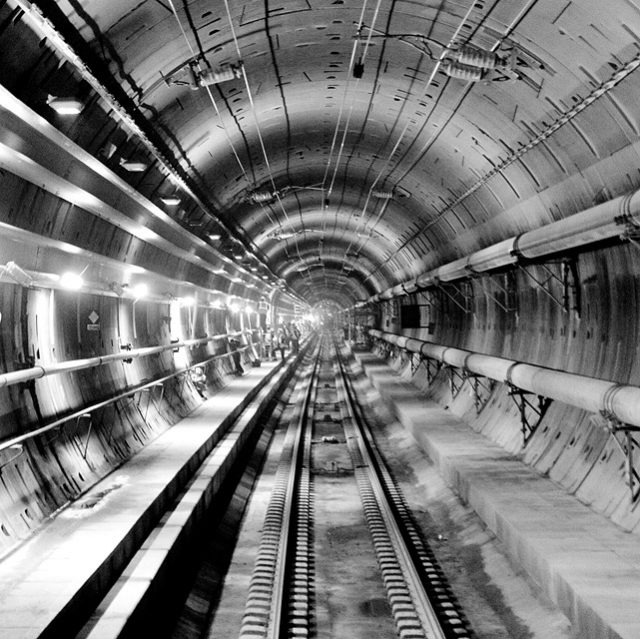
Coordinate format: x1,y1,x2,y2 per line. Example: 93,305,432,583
221,0,309,273
339,0,480,283
167,0,289,288
319,0,384,286
360,0,544,279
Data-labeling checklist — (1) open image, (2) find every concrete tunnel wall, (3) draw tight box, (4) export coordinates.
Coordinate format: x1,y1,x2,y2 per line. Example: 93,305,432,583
370,236,640,534
0,281,264,555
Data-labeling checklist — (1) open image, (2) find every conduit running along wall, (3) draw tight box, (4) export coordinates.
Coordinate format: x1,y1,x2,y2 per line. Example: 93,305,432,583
0,331,250,389
366,189,640,302
369,329,640,429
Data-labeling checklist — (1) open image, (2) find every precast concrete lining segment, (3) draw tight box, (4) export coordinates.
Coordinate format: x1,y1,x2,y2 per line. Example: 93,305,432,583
367,187,640,304
369,329,640,429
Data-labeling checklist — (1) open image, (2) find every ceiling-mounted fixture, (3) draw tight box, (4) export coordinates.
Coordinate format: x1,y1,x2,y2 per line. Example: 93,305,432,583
46,95,84,115
119,158,148,172
189,61,244,88
160,195,181,206
248,190,277,204
372,190,395,199
208,233,221,241
267,229,322,241
442,45,516,82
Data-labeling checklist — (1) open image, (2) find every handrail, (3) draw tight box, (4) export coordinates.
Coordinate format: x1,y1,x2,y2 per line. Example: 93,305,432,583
0,344,257,454
0,330,252,389
369,329,640,428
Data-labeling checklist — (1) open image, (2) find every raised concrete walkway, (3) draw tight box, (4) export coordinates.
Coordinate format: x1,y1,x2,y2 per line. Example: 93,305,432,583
354,351,640,639
0,359,285,639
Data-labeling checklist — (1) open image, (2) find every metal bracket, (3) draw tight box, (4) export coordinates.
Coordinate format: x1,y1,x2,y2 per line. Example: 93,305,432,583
435,281,474,314
619,216,640,252
507,383,552,445
601,411,640,502
517,257,580,316
468,374,496,414
410,352,423,375
447,366,466,398
478,271,518,313
426,358,442,384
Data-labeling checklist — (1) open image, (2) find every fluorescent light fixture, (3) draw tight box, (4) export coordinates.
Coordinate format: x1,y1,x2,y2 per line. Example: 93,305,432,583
160,196,180,206
119,158,148,172
208,233,221,241
60,272,84,290
46,95,83,115
250,266,258,272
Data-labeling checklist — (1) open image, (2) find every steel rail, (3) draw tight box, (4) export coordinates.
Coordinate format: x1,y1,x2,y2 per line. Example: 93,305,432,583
333,350,448,639
239,339,320,639
335,338,476,638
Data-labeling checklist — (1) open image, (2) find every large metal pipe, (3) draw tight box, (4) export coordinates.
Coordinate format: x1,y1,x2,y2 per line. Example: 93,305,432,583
0,332,247,390
368,190,640,303
369,329,640,428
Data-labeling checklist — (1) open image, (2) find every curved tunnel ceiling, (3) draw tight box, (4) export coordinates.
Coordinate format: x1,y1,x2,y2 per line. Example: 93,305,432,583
2,0,640,307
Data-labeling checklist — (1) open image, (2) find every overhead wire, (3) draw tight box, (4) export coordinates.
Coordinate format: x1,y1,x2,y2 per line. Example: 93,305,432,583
319,0,384,289
361,0,542,283
336,0,482,284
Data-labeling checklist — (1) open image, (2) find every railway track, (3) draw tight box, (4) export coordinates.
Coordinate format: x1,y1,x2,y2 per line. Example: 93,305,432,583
236,334,474,639
54,332,473,639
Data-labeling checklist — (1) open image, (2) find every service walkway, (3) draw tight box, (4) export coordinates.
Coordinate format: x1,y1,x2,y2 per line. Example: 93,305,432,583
354,351,640,639
0,358,287,639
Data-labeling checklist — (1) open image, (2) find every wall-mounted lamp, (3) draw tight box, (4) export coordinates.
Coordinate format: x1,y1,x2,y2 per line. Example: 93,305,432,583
208,233,221,241
131,283,148,299
46,95,84,115
160,196,181,206
60,271,84,290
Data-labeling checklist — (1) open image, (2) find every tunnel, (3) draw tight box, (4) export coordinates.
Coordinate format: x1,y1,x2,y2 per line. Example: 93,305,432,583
0,0,639,637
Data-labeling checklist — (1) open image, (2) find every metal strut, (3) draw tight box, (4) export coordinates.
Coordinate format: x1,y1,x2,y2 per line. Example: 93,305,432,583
478,272,518,313
601,411,640,502
517,258,580,316
448,366,466,398
507,383,552,445
435,281,474,314
468,374,496,414
425,358,442,385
